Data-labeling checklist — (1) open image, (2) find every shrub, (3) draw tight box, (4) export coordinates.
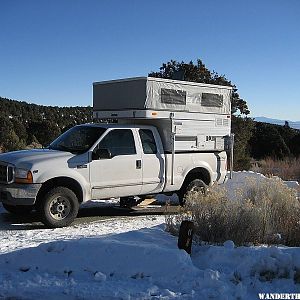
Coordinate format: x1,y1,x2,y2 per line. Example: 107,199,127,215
252,157,300,182
166,177,300,246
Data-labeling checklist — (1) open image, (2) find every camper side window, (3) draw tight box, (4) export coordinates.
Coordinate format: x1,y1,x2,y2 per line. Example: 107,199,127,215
139,129,157,154
97,129,136,157
161,88,186,105
201,93,223,107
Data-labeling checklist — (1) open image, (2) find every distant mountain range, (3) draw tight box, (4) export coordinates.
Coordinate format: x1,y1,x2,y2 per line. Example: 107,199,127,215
254,117,300,130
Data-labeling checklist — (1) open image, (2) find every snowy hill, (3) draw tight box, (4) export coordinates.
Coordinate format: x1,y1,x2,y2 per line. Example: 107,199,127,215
254,116,300,130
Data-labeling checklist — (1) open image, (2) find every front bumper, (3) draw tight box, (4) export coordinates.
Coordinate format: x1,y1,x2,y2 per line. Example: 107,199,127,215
0,183,42,206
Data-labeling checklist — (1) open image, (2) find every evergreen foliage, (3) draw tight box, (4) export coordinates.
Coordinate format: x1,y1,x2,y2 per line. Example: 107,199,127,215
0,97,92,151
250,122,299,159
232,116,255,170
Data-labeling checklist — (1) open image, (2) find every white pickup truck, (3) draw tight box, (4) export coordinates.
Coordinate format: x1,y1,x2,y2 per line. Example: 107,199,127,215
0,77,232,228
0,123,227,227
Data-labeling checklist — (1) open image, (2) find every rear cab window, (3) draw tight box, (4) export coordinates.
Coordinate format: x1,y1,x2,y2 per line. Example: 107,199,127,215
139,129,157,154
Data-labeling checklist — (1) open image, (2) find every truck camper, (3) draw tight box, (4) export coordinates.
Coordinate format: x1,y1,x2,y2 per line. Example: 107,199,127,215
0,77,233,227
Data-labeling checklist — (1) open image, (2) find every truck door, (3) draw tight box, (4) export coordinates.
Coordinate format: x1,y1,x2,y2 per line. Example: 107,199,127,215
138,129,165,195
90,129,142,199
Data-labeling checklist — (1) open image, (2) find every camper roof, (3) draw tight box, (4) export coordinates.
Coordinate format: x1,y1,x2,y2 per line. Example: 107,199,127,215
93,77,232,115
93,76,232,90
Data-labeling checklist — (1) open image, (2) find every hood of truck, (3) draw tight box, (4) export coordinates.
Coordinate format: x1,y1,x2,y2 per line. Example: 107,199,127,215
0,149,75,169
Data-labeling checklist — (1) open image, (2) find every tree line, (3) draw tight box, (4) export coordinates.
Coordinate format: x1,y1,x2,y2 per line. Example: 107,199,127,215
250,122,300,160
0,59,299,170
0,97,92,151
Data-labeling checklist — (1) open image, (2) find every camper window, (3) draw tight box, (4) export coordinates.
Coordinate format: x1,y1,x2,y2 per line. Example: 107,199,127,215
201,93,223,107
161,88,186,105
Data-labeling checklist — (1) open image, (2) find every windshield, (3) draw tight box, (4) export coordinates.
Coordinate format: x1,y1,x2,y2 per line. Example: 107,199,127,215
49,126,106,154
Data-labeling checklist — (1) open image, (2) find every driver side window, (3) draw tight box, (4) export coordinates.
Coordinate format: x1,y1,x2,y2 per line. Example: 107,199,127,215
97,129,136,157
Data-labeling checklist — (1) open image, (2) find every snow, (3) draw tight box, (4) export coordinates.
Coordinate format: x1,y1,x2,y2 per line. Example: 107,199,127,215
0,172,299,299
0,210,165,254
0,226,194,299
224,170,300,199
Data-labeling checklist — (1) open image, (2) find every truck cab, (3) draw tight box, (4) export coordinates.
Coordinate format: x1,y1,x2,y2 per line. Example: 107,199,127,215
0,124,165,226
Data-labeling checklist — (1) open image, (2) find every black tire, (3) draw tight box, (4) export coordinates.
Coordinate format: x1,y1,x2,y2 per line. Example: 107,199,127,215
120,196,136,208
179,179,207,206
37,187,79,228
2,203,34,215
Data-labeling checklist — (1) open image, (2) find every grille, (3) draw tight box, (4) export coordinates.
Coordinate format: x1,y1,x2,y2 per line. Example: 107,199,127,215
0,163,14,184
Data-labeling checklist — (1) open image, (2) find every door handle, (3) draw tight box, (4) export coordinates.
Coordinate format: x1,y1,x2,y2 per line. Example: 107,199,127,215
136,160,142,169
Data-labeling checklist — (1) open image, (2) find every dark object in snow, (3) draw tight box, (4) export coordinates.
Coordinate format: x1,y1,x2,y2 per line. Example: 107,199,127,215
178,220,194,254
19,266,30,272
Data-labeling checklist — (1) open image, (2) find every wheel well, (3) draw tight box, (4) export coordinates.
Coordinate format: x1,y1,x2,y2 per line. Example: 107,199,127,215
36,177,83,204
181,167,211,189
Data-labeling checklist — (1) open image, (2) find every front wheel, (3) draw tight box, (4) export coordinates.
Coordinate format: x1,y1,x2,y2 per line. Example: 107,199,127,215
179,179,207,206
37,187,79,228
2,203,34,215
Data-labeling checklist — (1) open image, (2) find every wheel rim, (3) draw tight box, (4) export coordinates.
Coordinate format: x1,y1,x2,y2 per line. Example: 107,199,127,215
189,185,205,194
49,196,71,220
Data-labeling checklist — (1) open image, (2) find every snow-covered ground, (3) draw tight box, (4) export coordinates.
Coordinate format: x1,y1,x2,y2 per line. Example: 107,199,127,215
0,172,299,299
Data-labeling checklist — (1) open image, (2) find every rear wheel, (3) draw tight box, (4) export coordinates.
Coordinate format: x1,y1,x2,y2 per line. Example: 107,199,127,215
2,203,34,215
37,187,79,228
179,179,207,206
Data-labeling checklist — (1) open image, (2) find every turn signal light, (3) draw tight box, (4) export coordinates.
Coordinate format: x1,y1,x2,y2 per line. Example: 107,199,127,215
15,171,33,184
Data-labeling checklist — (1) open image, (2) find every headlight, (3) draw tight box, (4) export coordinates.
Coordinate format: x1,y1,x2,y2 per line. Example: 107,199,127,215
15,168,33,184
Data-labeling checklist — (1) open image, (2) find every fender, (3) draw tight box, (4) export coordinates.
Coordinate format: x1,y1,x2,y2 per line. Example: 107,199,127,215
182,161,213,186
35,168,91,203
163,152,215,193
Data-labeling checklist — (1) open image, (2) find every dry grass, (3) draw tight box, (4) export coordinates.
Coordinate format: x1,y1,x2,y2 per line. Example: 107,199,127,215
166,177,300,246
251,157,300,182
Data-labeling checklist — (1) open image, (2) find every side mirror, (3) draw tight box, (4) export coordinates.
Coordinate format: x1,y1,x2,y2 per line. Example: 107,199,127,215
92,148,112,160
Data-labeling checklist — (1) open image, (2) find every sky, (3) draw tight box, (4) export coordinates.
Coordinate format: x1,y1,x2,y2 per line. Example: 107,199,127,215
0,0,299,121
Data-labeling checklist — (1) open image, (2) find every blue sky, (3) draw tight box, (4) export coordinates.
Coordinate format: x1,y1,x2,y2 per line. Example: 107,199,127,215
0,0,299,121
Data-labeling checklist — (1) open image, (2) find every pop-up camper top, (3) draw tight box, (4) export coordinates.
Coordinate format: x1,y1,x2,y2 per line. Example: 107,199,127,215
93,77,232,153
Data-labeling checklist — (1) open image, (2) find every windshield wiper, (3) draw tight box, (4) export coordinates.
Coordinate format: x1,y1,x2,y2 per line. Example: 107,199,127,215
49,144,87,154
49,144,73,153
